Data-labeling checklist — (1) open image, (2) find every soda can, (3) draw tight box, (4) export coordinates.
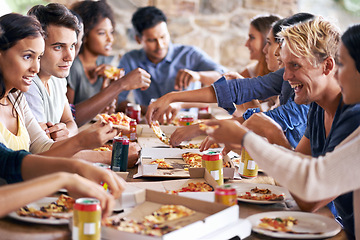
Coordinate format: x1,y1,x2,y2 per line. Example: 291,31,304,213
215,184,237,206
72,198,101,240
126,103,141,123
202,151,224,185
111,136,123,172
120,138,129,172
179,116,194,126
239,148,258,178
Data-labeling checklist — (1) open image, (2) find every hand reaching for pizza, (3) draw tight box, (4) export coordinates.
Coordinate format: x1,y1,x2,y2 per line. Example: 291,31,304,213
204,119,246,150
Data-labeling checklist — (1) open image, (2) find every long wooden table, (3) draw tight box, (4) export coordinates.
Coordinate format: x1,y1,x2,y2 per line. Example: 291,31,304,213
0,166,346,240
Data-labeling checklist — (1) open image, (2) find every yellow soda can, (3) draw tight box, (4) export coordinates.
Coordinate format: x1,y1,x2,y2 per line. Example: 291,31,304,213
202,151,224,185
72,198,101,240
239,148,258,178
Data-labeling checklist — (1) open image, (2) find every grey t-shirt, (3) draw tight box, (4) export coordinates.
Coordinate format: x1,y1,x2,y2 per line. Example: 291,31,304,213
67,56,113,105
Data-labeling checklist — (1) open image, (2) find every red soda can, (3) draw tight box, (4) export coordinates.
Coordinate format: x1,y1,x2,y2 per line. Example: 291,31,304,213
215,184,237,206
126,103,141,123
72,198,101,240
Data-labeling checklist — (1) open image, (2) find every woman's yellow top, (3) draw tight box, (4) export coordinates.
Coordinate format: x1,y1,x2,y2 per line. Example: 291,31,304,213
0,115,30,151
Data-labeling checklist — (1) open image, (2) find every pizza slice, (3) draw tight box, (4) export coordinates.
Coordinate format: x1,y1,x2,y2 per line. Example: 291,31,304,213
105,218,176,236
104,66,124,79
144,205,195,224
258,217,298,232
182,152,203,168
17,194,74,219
96,112,131,130
167,182,214,194
151,158,174,169
150,121,170,145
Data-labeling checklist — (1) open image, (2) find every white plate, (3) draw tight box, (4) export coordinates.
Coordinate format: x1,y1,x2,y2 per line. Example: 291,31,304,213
233,183,287,204
8,197,70,225
247,211,341,239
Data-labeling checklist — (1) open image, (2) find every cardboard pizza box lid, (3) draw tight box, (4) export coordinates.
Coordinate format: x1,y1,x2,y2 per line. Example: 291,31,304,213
103,189,244,240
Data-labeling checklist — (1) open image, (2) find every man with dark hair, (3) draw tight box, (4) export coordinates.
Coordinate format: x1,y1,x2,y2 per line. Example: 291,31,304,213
117,6,227,111
25,3,79,141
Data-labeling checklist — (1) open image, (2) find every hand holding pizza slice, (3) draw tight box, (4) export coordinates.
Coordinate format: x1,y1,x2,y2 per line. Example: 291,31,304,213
96,112,131,131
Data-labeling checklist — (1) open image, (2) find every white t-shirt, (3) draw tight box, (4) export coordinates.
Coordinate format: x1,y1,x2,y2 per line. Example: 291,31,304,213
24,75,67,124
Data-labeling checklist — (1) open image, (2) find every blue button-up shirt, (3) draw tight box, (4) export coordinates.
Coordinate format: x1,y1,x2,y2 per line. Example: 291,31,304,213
212,68,309,148
118,42,227,106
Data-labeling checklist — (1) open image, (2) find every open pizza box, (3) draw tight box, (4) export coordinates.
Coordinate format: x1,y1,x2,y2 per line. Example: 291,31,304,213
118,168,218,208
134,147,235,179
103,189,251,240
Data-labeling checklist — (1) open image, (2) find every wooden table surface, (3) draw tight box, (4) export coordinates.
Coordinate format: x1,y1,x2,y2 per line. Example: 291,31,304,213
0,166,346,240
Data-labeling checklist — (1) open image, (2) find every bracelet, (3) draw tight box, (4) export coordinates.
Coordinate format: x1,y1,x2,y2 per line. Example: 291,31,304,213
241,130,252,146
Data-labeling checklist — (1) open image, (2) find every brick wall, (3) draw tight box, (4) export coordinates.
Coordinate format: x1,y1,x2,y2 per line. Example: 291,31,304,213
54,0,299,71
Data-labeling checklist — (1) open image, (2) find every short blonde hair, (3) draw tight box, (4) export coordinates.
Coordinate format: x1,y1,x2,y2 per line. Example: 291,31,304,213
279,16,340,67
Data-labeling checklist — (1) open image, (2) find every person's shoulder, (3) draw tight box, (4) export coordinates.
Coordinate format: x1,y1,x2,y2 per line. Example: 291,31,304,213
122,48,143,58
341,102,360,118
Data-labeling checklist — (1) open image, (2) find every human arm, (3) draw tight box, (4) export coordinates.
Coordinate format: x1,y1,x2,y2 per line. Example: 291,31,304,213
45,103,78,141
204,119,360,202
174,70,223,90
242,113,292,149
146,86,217,123
67,68,151,127
0,172,115,219
213,68,285,114
40,120,117,157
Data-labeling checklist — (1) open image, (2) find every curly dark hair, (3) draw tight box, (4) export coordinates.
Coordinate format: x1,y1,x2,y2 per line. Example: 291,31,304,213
71,0,115,39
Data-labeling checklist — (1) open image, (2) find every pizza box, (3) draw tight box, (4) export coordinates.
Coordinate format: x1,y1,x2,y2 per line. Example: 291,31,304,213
102,189,249,240
135,147,235,179
118,168,218,208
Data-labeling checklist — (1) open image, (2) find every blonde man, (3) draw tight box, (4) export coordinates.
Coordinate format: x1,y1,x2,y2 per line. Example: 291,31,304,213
219,17,359,238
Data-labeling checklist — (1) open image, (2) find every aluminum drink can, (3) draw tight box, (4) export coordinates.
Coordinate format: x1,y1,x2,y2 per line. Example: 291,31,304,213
202,151,224,185
126,103,141,123
239,148,258,178
120,138,129,172
111,136,123,172
215,184,237,206
72,198,101,240
179,116,194,126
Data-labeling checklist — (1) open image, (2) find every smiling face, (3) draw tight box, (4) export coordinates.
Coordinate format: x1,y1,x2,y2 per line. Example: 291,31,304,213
245,24,265,60
38,25,77,81
0,36,44,93
281,43,329,105
84,17,114,57
263,29,281,72
336,42,360,104
137,21,170,64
